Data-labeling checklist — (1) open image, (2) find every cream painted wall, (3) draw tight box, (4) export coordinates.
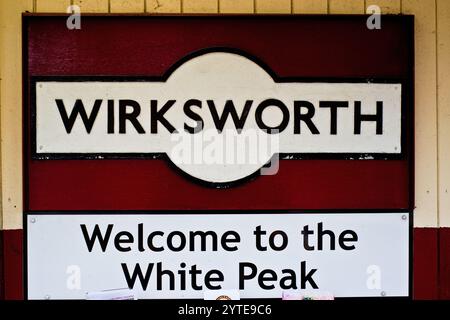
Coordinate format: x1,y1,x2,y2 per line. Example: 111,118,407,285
0,0,448,229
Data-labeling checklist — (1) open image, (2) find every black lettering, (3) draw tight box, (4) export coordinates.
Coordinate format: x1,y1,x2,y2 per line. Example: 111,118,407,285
354,101,383,134
189,231,218,252
294,101,320,134
319,101,348,134
258,269,277,290
167,231,186,252
301,225,314,251
221,231,240,251
205,270,224,290
239,262,257,289
254,225,267,251
114,231,134,252
56,99,102,134
80,224,113,252
151,100,176,133
269,230,288,251
121,263,153,290
189,265,203,290
339,230,358,250
207,100,252,132
147,231,164,252
107,99,114,133
280,269,297,290
119,100,145,134
301,261,318,289
255,99,290,133
184,99,204,133
156,262,175,290
318,222,335,250
137,223,145,252
178,263,186,290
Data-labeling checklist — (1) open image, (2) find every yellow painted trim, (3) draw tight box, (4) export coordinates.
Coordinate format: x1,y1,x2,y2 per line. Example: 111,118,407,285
0,0,33,230
36,0,71,12
220,0,254,13
437,0,450,227
183,0,218,13
403,0,438,227
255,0,291,14
366,0,401,14
110,0,145,13
293,0,327,14
73,0,109,13
146,0,181,13
329,0,365,14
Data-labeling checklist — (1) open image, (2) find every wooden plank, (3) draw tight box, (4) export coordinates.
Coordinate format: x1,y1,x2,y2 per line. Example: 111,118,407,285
0,0,33,229
73,0,109,12
329,0,364,14
255,0,291,13
292,0,327,14
146,0,181,13
366,0,401,14
36,0,70,12
110,0,145,13
438,0,450,227
183,0,218,13
220,0,253,13
403,0,438,227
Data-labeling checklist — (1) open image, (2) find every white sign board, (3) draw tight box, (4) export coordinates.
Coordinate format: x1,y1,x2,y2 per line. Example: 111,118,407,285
33,51,402,184
26,212,410,299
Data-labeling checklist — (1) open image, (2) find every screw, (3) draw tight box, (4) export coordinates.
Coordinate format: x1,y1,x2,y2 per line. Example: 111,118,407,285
381,291,386,297
30,218,36,223
401,215,407,220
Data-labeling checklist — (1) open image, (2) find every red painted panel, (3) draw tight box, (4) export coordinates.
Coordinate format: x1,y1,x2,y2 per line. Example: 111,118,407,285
1,230,23,300
0,230,3,299
3,227,438,300
24,16,413,211
439,228,450,299
414,228,439,299
27,160,409,210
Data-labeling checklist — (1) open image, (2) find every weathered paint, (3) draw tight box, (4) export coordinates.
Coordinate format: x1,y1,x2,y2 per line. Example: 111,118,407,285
73,0,109,12
183,0,218,13
329,0,365,14
255,0,291,14
146,0,181,13
293,0,327,14
110,0,145,13
36,0,70,13
220,0,254,13
366,0,401,14
437,0,450,228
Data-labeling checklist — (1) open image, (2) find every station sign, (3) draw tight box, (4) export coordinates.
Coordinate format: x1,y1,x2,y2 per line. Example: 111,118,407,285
33,50,402,184
26,212,410,299
23,15,414,300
